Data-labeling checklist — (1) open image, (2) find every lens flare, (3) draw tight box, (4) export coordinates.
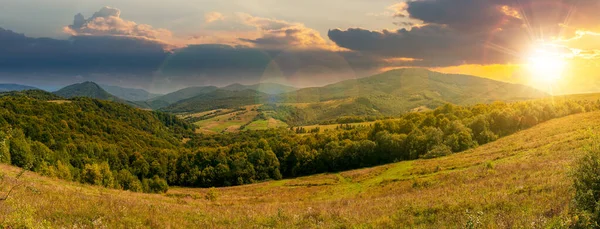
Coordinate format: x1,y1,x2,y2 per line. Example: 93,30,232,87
526,44,567,83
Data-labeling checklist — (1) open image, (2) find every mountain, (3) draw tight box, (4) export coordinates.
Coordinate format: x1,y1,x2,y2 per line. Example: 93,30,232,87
143,86,219,110
0,84,38,92
161,89,270,113
54,82,144,108
55,82,119,100
221,83,298,94
100,84,162,101
163,69,547,120
279,68,546,105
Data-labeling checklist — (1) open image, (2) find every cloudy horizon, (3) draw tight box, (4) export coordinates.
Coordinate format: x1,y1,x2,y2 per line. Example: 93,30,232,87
2,0,600,94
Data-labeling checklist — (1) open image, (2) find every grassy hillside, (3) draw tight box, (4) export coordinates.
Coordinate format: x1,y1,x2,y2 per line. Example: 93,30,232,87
1,111,596,228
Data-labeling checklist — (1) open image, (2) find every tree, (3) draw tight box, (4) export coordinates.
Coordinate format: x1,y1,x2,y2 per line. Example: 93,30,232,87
0,130,10,164
9,129,33,169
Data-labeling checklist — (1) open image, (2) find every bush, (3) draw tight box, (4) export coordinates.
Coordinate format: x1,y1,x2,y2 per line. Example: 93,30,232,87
572,133,600,228
205,187,219,201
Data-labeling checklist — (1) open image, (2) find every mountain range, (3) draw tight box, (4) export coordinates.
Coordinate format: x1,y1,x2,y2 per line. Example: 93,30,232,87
100,84,163,101
160,69,548,116
1,69,548,124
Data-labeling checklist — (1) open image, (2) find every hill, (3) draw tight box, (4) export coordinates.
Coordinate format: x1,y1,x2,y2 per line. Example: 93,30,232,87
166,69,548,126
100,84,162,101
0,93,194,193
55,82,121,101
222,83,298,94
55,82,146,108
161,89,270,113
1,111,595,227
143,86,219,109
278,68,547,111
0,84,38,92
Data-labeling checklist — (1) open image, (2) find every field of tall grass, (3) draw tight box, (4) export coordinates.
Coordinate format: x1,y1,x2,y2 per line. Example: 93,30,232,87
2,111,598,228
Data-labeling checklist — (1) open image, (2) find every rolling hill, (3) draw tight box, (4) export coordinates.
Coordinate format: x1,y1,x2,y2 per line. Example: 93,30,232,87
100,84,162,101
277,68,547,110
161,89,270,113
0,84,38,92
0,111,595,228
143,86,219,109
222,83,298,94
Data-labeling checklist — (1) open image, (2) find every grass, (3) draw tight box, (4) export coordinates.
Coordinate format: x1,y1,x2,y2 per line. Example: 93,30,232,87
193,106,260,134
2,111,599,228
245,118,289,131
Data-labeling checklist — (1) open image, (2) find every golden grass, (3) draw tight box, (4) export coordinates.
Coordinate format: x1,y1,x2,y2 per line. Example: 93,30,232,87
2,112,599,228
46,100,72,104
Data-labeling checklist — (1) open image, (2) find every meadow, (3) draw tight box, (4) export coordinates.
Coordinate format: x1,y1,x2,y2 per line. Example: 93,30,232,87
2,111,596,228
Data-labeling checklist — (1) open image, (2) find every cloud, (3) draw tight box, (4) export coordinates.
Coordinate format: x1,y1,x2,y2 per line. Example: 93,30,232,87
236,13,333,50
328,0,600,67
64,6,173,44
328,24,526,67
0,27,388,92
205,12,225,23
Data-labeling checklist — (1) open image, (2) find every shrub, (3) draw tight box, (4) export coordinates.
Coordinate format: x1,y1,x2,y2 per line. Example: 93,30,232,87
572,132,600,228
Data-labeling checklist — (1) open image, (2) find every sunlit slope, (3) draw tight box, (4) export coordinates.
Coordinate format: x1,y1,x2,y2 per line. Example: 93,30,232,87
1,112,596,228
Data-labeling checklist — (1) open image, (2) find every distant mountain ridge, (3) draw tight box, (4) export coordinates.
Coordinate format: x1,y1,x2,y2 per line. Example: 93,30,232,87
221,83,298,94
143,83,297,110
0,84,38,92
160,69,548,123
100,85,163,101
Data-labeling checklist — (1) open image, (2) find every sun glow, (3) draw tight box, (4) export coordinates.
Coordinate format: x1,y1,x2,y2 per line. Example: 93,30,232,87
526,44,567,83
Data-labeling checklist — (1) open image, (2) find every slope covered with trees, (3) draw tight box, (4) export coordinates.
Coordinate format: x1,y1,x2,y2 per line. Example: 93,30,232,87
0,91,194,193
0,89,595,192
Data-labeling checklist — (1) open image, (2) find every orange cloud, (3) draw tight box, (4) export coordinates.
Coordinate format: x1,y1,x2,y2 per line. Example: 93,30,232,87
64,7,173,45
204,12,225,23
236,13,337,50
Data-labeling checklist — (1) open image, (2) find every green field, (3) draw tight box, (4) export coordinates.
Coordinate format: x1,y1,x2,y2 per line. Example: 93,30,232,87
2,111,597,228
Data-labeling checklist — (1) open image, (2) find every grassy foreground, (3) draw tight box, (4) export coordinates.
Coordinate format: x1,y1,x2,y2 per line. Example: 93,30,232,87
2,112,598,228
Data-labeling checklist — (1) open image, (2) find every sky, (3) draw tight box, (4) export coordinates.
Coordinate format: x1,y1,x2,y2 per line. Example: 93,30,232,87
0,0,600,94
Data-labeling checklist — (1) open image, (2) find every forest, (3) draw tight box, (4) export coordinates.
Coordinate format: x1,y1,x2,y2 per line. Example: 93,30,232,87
0,90,596,192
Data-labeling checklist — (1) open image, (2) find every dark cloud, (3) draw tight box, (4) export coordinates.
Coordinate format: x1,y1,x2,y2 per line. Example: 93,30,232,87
328,24,526,66
0,27,385,92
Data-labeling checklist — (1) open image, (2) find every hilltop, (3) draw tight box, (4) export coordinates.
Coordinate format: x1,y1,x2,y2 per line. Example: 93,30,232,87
54,82,147,108
1,111,595,227
55,81,121,101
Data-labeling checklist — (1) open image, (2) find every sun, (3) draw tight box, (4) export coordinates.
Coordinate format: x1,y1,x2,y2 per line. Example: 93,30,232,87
526,44,567,83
